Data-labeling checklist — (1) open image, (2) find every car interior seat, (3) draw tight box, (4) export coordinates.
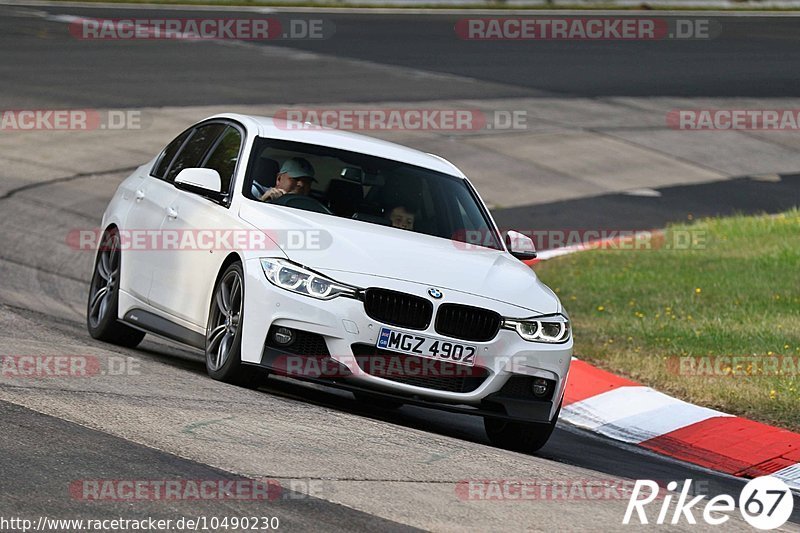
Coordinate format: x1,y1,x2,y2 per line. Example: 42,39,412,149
251,157,280,199
327,179,363,217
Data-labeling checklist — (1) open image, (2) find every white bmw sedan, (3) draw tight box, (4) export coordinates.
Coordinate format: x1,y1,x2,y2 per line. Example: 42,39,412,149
87,114,572,452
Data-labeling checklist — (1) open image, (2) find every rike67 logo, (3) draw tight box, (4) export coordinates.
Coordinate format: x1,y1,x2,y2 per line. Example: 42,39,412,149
624,476,794,529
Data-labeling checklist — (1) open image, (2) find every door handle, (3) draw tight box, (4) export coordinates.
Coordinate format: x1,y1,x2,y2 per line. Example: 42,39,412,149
166,207,178,219
135,189,145,201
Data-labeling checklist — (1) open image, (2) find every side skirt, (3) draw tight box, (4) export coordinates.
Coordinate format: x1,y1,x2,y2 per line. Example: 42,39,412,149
122,309,206,349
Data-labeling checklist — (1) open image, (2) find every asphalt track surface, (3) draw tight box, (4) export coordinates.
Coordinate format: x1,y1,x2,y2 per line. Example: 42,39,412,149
2,400,417,531
3,6,800,108
1,3,799,531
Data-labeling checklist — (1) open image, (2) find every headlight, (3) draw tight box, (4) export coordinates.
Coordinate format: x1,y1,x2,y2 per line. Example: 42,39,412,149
502,314,570,343
260,258,358,300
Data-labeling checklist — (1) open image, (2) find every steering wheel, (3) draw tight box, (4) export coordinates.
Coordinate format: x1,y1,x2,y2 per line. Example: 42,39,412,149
269,193,333,215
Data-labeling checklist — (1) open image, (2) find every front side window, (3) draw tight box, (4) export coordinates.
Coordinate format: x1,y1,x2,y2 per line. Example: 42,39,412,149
151,128,192,180
164,123,226,183
202,126,242,193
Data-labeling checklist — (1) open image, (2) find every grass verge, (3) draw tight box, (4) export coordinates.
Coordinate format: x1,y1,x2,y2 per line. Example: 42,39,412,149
535,209,800,431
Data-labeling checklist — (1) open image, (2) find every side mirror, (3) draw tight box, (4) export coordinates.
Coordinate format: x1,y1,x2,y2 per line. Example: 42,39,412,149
174,168,222,194
505,230,537,260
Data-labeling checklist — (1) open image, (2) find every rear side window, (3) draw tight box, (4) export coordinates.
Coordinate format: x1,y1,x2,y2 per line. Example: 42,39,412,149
151,129,192,180
202,126,242,193
164,123,226,183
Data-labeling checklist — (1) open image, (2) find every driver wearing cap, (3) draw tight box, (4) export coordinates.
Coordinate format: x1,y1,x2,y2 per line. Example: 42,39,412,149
260,157,316,202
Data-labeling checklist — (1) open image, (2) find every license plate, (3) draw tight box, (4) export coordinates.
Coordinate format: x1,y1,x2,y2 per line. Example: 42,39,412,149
376,327,476,366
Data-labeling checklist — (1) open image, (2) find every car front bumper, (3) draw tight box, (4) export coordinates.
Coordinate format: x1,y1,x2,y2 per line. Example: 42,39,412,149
241,258,572,422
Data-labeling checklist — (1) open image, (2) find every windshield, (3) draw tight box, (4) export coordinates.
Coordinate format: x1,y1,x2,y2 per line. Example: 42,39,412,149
243,137,503,251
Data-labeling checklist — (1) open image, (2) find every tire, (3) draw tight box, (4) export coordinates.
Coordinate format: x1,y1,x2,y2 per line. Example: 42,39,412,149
353,391,404,410
484,402,561,453
205,262,264,387
87,228,146,348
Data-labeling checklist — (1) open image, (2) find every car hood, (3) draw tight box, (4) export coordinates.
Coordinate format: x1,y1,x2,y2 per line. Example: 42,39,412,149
239,202,560,315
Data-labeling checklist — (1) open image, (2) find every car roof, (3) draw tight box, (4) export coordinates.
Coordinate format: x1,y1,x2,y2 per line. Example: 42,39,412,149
206,113,467,179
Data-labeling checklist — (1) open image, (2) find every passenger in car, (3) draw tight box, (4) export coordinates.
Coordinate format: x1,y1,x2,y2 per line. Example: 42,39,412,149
259,157,316,201
388,205,415,230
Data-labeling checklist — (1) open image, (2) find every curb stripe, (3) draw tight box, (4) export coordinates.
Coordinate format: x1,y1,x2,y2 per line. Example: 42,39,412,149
562,362,800,489
524,229,663,268
772,463,800,490
641,417,800,477
562,359,637,406
562,386,728,444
